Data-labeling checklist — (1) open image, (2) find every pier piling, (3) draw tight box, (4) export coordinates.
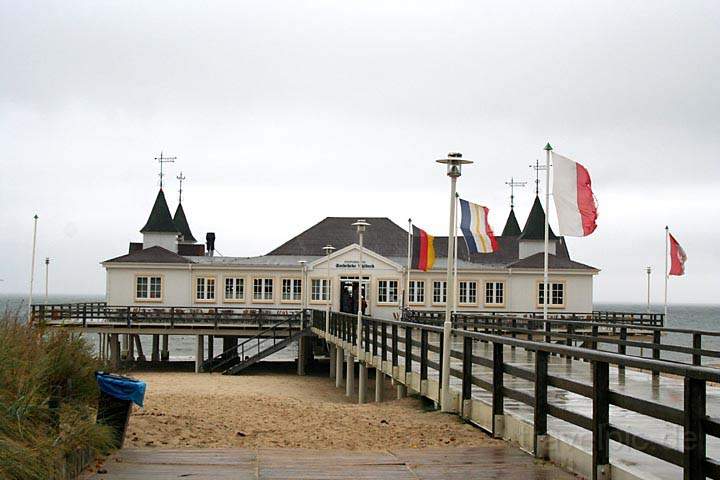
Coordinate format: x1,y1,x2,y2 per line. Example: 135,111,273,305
161,334,169,361
151,334,160,362
329,344,336,379
375,369,384,402
345,353,354,396
358,363,368,404
195,335,204,373
335,346,344,388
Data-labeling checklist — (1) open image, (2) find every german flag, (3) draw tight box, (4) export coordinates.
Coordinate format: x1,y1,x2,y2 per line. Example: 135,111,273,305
411,225,435,271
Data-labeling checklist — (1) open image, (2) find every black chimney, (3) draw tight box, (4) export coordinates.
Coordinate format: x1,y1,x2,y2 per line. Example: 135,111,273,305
206,232,216,256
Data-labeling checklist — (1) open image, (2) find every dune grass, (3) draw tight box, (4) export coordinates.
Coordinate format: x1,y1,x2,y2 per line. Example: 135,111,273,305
0,307,114,480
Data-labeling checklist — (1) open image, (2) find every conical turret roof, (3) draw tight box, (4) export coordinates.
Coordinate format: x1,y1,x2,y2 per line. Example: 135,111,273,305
140,189,179,234
173,202,197,243
518,196,557,240
501,209,521,236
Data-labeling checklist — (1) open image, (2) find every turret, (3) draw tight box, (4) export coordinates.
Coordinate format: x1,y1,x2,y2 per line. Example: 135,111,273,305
173,202,197,244
140,189,180,252
517,196,557,259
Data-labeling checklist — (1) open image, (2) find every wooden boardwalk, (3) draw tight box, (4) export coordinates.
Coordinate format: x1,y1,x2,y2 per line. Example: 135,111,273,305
90,447,575,479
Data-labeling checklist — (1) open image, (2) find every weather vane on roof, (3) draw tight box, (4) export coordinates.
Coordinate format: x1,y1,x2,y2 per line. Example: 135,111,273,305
504,177,527,209
529,159,547,196
177,171,186,203
155,151,177,189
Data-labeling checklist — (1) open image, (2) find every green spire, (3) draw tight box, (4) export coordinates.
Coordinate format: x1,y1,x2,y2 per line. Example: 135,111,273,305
544,142,553,151
518,196,557,240
173,202,197,243
501,208,522,236
140,189,179,234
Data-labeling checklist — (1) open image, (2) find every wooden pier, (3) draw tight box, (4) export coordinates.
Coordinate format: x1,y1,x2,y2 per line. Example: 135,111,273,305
36,303,720,479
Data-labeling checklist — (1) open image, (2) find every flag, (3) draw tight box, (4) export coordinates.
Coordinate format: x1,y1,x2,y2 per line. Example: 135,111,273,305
552,152,598,236
411,226,435,271
459,198,498,254
669,233,687,276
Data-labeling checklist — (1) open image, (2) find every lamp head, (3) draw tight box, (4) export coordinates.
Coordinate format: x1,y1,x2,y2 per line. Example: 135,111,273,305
352,219,370,233
436,151,473,177
322,244,336,255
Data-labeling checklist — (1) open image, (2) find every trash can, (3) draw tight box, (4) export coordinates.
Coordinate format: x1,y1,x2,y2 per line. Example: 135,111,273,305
95,372,146,448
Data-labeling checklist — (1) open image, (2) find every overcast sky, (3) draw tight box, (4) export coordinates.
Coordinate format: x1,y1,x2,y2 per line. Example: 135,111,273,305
1,1,718,304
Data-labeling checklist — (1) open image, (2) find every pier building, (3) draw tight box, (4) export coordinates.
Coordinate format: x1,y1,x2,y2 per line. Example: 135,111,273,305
103,188,598,317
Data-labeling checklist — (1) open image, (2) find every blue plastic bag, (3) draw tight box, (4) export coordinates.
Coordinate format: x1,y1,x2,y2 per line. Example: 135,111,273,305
96,372,147,407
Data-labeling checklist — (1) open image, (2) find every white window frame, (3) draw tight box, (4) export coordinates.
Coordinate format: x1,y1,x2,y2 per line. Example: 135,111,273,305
310,278,330,303
537,281,566,308
484,281,506,307
432,280,447,305
134,274,163,302
458,280,477,305
281,278,303,303
253,278,274,303
408,280,425,305
223,277,245,302
195,276,216,302
376,279,399,305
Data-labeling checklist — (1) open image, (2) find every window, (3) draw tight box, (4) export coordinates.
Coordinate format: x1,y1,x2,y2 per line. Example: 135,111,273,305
311,279,330,302
282,278,302,302
253,278,274,301
224,277,244,301
485,282,505,306
135,276,162,300
195,277,216,301
458,281,477,304
377,280,399,304
538,282,564,307
408,280,425,304
432,280,447,304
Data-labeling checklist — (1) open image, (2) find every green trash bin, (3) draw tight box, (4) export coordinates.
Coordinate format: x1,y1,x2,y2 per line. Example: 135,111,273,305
95,372,146,448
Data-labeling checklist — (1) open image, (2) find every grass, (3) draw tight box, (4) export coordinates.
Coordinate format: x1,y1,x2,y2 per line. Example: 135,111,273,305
0,306,114,480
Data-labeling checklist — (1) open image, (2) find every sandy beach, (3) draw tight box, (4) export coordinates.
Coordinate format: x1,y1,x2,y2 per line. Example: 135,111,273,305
124,368,500,450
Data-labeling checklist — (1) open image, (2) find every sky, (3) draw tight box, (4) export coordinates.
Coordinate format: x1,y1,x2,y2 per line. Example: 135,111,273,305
1,0,718,304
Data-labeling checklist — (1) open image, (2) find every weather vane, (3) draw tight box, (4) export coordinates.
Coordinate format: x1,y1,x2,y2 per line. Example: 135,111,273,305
529,159,547,195
155,151,177,189
177,171,186,203
504,177,527,209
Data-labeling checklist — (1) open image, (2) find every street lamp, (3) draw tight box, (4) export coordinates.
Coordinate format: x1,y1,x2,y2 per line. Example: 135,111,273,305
646,266,652,313
322,244,336,337
436,152,473,412
44,257,50,305
352,220,370,355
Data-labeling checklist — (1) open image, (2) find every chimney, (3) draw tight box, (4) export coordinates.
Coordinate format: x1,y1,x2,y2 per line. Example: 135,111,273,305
206,232,216,257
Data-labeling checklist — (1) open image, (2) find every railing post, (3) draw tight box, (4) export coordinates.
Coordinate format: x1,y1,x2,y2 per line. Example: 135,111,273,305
381,324,388,363
372,321,378,357
364,319,370,353
591,324,599,350
420,329,428,382
170,307,175,327
405,325,412,375
391,324,399,367
82,304,87,327
126,306,131,327
692,333,702,366
592,360,610,480
534,350,548,458
492,342,504,438
462,336,473,417
214,307,219,328
683,376,706,480
618,327,627,375
652,329,661,379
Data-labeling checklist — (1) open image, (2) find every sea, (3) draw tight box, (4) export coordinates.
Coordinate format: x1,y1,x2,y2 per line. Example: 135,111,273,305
2,294,719,364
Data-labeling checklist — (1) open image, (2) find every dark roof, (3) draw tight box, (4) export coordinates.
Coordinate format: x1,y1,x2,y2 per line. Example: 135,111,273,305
433,235,521,266
267,217,408,257
501,209,521,236
518,196,557,240
507,252,597,271
173,203,197,243
104,246,193,264
140,189,179,234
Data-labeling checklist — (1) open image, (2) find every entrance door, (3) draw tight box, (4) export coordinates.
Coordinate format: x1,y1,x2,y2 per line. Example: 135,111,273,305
339,276,370,315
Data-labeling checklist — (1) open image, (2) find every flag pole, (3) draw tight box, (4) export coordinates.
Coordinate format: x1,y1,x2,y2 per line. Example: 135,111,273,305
28,214,39,324
664,225,669,319
406,218,412,311
543,144,552,322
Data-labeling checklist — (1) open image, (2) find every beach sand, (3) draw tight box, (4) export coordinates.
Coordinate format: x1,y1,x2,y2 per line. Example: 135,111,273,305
123,367,500,450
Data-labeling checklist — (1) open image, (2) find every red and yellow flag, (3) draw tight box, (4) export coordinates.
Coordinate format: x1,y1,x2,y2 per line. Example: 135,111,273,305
411,226,435,271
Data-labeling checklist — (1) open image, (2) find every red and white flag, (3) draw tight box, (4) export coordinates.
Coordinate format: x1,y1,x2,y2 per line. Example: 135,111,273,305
668,232,687,276
552,152,598,236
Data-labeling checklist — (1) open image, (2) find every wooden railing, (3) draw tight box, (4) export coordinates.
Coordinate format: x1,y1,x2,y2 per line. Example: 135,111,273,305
316,311,720,480
404,309,665,327
32,303,304,328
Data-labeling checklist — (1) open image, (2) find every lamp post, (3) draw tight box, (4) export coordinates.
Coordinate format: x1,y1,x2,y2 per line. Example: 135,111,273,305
323,244,336,337
44,257,50,305
298,260,308,309
352,220,370,355
436,152,473,412
646,266,652,313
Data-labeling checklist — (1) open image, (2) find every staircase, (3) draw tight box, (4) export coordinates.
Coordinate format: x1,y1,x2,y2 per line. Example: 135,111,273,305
203,311,309,375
